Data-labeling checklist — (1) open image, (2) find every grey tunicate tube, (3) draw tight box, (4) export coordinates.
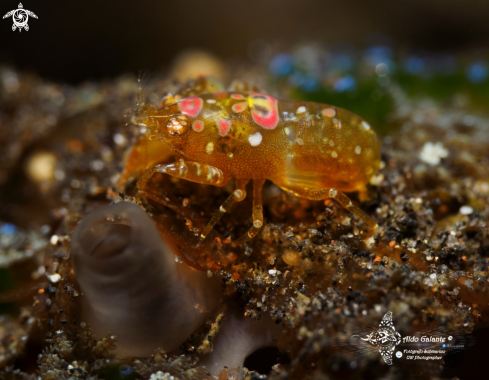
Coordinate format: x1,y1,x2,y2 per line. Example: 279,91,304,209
70,202,221,357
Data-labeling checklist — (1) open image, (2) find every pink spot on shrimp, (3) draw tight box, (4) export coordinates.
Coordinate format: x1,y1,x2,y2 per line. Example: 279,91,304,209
192,119,205,132
217,119,232,136
321,108,336,118
232,102,248,113
178,97,203,117
249,93,279,130
231,94,246,100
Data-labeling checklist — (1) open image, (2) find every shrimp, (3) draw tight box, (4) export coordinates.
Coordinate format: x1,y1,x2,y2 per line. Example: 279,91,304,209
124,77,381,246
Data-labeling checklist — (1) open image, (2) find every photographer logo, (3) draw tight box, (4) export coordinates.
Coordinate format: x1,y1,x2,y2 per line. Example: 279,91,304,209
349,312,465,365
351,311,401,365
3,3,38,32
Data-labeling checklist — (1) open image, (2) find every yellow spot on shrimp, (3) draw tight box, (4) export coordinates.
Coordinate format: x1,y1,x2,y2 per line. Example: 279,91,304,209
206,142,214,155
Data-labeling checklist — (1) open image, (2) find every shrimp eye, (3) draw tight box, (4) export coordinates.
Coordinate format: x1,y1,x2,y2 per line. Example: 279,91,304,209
167,116,188,136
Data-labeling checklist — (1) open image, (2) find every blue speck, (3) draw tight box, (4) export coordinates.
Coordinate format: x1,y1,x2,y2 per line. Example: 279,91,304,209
334,76,356,92
442,344,446,348
287,72,304,87
119,364,133,375
299,76,319,92
287,72,319,92
466,61,488,83
0,223,17,236
364,46,392,66
405,57,425,75
269,54,294,77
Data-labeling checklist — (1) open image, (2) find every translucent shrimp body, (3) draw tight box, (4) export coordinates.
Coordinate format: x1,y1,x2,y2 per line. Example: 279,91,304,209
126,78,380,246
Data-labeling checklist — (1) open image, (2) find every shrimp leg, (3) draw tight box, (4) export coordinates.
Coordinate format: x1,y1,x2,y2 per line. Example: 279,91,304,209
137,160,230,191
198,178,250,245
137,161,244,245
272,180,377,229
232,179,265,247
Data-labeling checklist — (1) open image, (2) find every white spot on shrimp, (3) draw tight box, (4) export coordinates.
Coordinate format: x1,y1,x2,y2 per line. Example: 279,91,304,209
248,131,263,147
179,162,188,176
296,137,304,145
361,121,371,130
329,140,334,147
206,142,214,154
284,127,292,135
355,146,362,155
208,166,219,182
331,151,338,158
206,99,216,104
297,106,306,113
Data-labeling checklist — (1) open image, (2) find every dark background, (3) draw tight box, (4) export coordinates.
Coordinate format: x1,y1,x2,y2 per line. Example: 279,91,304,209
2,0,489,83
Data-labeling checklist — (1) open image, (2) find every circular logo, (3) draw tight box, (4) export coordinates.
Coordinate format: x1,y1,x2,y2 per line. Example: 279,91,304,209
12,9,28,28
448,336,453,341
3,3,38,32
396,351,402,358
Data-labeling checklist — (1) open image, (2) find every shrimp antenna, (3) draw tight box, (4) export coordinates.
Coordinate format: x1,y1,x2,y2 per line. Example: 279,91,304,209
137,69,151,107
148,113,182,119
